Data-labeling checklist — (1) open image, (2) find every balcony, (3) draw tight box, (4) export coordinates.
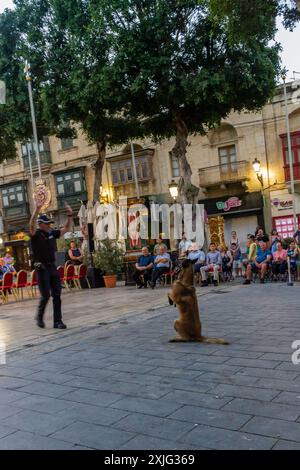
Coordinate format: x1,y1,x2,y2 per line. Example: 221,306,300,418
199,160,250,189
22,150,52,170
56,191,88,209
2,203,30,221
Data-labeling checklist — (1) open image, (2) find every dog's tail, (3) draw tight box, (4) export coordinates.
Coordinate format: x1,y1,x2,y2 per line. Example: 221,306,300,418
199,336,229,345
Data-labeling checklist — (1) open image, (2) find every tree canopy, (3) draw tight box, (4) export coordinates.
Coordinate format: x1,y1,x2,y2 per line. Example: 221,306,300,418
0,0,299,202
89,0,282,200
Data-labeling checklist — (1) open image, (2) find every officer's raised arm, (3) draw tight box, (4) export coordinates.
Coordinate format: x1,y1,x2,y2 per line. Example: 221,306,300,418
29,199,44,236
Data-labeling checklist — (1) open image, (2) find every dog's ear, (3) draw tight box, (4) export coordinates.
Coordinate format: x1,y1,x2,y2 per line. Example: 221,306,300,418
181,259,191,268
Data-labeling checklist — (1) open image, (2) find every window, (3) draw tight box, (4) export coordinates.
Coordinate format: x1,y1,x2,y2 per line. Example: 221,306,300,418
110,157,151,185
21,138,50,156
218,145,237,173
273,215,300,239
169,152,180,177
55,170,85,197
0,184,27,208
280,132,300,165
61,138,74,151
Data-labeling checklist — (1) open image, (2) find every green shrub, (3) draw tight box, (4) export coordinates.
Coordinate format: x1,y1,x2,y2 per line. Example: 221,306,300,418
93,238,124,275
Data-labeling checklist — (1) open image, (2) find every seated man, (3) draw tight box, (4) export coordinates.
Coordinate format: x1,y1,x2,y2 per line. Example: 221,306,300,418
187,243,206,272
272,241,287,278
243,241,272,284
133,246,154,289
200,243,222,287
153,237,168,256
150,246,171,289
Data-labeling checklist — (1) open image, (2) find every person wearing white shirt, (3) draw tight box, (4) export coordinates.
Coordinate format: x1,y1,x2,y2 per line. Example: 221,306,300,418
178,234,192,257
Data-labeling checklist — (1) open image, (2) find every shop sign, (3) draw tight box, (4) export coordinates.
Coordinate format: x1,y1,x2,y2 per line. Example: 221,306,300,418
216,197,242,212
271,198,293,211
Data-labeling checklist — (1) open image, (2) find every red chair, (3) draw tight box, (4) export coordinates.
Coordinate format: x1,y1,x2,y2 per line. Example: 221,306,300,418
63,264,76,289
161,269,176,286
57,266,64,283
0,272,14,304
74,264,91,289
27,270,38,297
12,270,28,301
208,265,222,285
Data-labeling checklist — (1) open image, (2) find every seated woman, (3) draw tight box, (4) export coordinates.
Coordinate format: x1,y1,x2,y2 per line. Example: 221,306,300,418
0,257,16,276
272,241,287,278
68,240,83,266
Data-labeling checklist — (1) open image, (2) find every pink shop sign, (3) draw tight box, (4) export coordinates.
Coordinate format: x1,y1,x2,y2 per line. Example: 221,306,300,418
216,197,242,212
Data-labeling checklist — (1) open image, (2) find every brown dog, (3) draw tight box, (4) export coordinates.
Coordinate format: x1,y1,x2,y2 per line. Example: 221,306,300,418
168,259,229,344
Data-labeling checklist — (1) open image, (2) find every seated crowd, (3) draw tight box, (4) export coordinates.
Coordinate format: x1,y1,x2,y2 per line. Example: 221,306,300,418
133,228,300,289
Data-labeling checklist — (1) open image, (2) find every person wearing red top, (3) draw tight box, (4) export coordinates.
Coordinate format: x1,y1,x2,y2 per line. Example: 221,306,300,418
272,242,288,279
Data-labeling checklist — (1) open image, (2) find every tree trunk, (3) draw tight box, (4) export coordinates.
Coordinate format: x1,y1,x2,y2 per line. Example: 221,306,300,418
171,118,195,204
93,141,106,202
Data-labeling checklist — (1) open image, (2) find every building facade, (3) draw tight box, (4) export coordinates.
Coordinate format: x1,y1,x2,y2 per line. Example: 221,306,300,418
1,80,300,266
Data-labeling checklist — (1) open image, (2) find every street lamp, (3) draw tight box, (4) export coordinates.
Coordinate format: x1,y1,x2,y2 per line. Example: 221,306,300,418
169,180,179,201
252,158,264,187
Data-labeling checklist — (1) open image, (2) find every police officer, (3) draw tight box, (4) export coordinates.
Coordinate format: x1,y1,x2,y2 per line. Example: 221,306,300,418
29,199,73,329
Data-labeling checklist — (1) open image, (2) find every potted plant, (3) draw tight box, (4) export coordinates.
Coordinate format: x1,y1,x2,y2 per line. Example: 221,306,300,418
93,238,124,288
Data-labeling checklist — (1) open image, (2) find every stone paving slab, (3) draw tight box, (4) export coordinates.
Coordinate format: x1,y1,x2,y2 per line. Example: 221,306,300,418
0,283,300,449
180,424,277,450
223,398,300,421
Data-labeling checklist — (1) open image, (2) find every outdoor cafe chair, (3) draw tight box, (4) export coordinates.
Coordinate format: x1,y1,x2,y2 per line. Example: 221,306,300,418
12,270,28,301
74,264,91,289
0,272,14,304
63,264,76,289
27,270,38,297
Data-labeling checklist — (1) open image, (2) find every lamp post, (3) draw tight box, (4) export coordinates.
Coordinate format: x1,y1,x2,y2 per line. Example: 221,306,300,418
252,158,264,188
169,180,179,201
24,61,42,180
282,73,298,232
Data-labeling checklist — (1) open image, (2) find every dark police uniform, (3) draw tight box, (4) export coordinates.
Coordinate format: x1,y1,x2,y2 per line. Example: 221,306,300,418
31,228,62,324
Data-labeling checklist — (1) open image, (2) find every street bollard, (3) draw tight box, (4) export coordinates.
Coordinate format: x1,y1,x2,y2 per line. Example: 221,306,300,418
287,256,294,286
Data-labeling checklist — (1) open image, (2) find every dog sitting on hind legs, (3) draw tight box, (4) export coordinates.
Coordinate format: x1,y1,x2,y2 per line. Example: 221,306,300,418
168,259,229,344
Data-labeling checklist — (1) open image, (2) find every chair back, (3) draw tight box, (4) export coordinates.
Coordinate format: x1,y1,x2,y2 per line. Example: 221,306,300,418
78,264,87,279
64,260,72,275
57,266,64,281
31,269,38,286
2,272,14,288
65,264,75,279
16,270,27,288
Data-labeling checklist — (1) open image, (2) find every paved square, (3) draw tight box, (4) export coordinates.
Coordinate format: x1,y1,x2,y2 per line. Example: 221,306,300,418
0,282,300,449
